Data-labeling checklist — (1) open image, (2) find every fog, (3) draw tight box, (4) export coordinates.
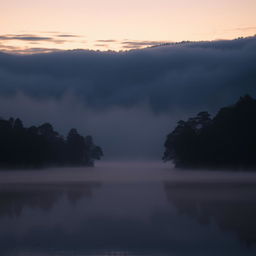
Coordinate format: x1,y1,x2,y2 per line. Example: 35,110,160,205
1,161,256,184
0,36,256,159
0,93,186,160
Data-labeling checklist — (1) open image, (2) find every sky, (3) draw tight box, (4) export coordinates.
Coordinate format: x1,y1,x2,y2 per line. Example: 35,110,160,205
0,0,256,53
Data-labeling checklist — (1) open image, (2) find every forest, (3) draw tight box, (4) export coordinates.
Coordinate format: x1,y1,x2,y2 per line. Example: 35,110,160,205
163,95,256,169
0,117,103,168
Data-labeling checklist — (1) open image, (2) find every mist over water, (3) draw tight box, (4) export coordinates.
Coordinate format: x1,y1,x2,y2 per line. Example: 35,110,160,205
1,161,256,184
0,162,256,256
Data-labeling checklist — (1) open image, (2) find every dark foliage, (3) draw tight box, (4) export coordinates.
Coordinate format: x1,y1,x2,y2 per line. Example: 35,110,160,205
0,118,103,168
163,95,256,169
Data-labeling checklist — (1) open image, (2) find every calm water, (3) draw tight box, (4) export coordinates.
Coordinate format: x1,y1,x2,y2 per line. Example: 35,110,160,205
0,162,256,256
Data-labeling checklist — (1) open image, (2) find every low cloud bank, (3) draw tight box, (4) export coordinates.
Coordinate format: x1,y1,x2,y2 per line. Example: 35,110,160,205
0,37,255,159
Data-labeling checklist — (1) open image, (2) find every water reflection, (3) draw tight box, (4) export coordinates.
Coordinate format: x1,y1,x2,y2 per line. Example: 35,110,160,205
164,182,256,246
0,183,101,217
0,178,256,256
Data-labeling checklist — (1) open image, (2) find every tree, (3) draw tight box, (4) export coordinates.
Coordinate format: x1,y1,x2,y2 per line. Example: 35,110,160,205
67,128,87,165
13,118,23,130
0,118,103,168
163,95,256,169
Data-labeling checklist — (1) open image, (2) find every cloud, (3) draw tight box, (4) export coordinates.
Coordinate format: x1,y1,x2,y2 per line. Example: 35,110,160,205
96,39,117,43
0,33,84,54
0,44,20,51
0,36,256,158
0,34,53,41
0,45,62,54
121,40,169,49
0,34,68,44
0,36,254,113
14,47,63,54
94,44,109,47
57,34,80,38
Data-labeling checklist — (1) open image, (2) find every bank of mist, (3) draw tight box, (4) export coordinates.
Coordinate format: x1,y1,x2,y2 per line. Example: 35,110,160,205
0,37,256,160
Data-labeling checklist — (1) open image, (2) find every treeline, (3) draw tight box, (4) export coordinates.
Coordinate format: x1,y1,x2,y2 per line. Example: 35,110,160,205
0,118,103,168
163,95,256,169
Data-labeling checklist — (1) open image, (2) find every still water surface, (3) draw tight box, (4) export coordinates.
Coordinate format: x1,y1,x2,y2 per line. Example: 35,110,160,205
0,162,256,256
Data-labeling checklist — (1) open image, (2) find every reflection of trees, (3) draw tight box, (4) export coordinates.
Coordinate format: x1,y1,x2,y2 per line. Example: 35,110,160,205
164,182,256,246
0,183,101,217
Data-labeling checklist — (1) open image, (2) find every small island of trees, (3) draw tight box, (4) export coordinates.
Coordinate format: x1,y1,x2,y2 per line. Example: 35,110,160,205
163,95,256,169
0,118,103,168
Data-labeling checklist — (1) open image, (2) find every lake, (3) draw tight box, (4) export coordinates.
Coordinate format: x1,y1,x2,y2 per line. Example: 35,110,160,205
0,162,256,256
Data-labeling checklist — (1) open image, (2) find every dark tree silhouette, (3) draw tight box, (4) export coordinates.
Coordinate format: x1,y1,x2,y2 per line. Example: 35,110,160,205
163,95,256,169
0,118,103,168
67,128,87,165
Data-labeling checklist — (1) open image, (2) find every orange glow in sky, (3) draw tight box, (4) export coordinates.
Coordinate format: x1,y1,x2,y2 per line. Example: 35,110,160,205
0,0,256,53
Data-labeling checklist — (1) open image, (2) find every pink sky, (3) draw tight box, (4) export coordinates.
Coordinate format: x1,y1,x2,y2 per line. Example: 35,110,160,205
1,0,256,53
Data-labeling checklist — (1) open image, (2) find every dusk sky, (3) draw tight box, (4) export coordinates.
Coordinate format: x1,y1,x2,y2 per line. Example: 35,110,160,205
1,0,256,53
